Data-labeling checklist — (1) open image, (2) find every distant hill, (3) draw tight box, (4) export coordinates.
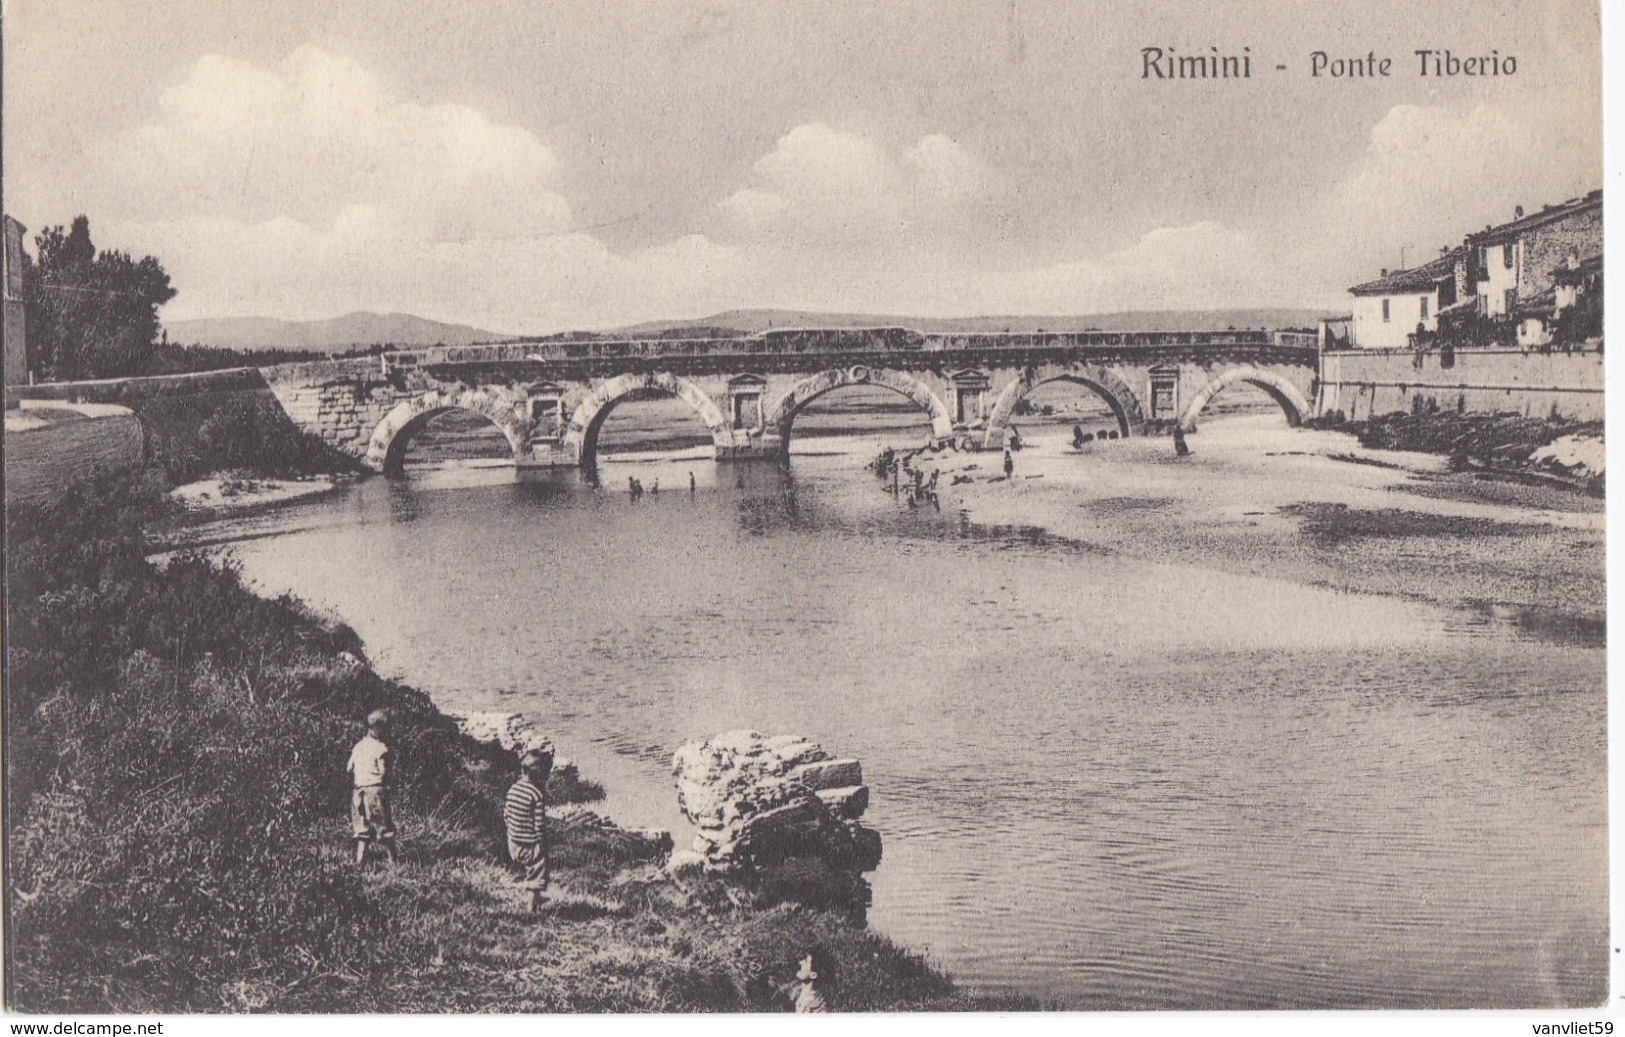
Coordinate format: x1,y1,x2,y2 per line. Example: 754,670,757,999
166,305,1340,352
165,312,510,351
611,307,1340,336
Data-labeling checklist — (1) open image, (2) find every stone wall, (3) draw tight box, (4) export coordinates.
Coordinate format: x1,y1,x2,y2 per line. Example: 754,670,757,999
263,375,406,459
4,403,146,506
1522,205,1603,300
1318,347,1604,423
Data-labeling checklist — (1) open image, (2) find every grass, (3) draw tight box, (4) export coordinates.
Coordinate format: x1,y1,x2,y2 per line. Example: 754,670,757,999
3,467,1017,1013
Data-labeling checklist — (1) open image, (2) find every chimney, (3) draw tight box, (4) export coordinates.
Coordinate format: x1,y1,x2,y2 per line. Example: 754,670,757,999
1380,268,1387,277
1515,205,1525,218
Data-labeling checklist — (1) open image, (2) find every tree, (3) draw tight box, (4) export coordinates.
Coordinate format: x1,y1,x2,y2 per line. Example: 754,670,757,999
22,216,177,380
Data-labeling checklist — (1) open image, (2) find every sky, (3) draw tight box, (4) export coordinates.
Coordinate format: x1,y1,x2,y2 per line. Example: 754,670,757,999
1,0,1604,332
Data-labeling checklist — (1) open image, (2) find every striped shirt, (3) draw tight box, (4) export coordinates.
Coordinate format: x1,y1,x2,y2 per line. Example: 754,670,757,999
503,777,547,843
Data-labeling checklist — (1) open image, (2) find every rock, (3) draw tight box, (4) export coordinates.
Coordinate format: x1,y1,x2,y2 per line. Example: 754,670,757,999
815,785,869,819
849,824,884,871
665,849,708,877
791,758,862,791
672,731,882,877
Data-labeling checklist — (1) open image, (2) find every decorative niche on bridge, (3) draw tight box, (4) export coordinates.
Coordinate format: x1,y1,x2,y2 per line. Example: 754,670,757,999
947,369,991,425
525,382,569,439
1148,366,1180,419
727,373,767,430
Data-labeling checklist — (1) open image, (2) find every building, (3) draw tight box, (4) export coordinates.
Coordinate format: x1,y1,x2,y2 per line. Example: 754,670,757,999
1515,252,1603,348
1346,188,1602,349
1347,249,1459,350
1462,186,1599,316
1323,188,1603,423
1464,189,1602,318
4,215,27,391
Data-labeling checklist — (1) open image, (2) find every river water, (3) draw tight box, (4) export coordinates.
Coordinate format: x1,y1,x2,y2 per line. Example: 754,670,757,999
175,417,1607,1009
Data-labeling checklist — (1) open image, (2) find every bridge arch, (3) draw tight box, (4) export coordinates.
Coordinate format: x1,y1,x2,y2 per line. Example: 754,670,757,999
565,371,734,470
764,368,955,454
984,365,1145,447
365,389,529,474
1177,366,1310,432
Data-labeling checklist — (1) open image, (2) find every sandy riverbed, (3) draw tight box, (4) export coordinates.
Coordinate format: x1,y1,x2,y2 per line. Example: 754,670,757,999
898,416,1604,634
169,474,342,513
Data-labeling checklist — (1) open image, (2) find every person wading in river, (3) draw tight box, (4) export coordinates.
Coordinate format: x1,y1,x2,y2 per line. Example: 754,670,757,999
1173,424,1191,457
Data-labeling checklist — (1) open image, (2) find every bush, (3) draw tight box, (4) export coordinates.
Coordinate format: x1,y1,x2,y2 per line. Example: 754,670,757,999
150,393,361,484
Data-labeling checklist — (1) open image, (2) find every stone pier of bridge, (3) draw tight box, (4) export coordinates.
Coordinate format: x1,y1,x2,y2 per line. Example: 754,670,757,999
255,328,1319,476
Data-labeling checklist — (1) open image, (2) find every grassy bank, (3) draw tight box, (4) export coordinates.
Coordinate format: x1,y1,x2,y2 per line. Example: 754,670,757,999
4,469,1005,1012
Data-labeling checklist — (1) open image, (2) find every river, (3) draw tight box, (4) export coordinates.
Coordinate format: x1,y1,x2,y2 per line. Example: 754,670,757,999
169,411,1608,1010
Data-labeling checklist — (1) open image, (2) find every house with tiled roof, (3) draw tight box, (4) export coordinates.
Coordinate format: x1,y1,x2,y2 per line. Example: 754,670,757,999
1347,249,1461,349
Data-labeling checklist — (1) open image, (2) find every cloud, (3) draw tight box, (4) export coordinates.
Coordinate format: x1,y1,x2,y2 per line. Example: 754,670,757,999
964,221,1288,314
1315,99,1599,274
91,51,1599,331
99,45,572,243
94,45,764,330
904,134,986,199
719,123,992,245
127,211,748,331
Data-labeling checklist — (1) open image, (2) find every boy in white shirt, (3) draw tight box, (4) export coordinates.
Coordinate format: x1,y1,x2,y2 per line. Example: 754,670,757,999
347,709,397,867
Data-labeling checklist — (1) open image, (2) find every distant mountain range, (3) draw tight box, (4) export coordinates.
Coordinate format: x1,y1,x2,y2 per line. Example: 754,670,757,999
165,306,1340,351
612,308,1340,336
164,312,509,351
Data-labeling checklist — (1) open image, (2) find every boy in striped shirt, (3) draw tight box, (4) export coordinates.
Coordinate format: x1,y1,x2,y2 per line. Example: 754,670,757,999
504,748,553,912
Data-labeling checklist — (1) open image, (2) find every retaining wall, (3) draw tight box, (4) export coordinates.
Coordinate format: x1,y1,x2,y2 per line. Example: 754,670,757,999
4,404,146,506
1317,347,1604,422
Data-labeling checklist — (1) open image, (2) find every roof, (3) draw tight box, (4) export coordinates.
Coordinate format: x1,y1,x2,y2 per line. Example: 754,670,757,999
1348,251,1459,296
1466,189,1602,246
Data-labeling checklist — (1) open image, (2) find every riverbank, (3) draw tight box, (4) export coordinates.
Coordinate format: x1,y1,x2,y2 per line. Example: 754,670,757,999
4,468,1015,1012
168,473,344,515
896,418,1604,637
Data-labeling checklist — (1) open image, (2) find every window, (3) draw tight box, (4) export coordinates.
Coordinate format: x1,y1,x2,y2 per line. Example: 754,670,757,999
1381,299,1390,322
1419,296,1429,320
1504,289,1516,314
1503,243,1515,269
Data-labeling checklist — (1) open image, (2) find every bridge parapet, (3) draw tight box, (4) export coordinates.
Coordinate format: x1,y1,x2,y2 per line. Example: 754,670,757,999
362,327,1315,370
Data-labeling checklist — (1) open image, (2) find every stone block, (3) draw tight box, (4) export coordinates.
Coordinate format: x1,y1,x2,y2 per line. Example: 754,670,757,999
814,784,869,819
710,729,769,755
791,758,862,791
766,736,827,768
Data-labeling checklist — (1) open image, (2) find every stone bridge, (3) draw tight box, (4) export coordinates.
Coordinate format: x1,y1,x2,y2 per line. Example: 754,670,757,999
259,328,1318,474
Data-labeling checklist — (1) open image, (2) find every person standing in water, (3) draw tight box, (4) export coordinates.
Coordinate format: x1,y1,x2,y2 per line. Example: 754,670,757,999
1173,424,1191,457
